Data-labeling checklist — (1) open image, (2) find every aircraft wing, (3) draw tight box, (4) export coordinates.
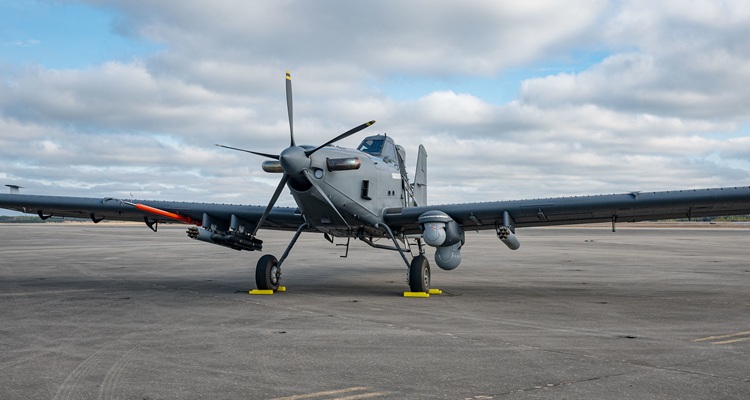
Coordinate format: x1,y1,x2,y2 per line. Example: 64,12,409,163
384,186,750,234
0,193,305,231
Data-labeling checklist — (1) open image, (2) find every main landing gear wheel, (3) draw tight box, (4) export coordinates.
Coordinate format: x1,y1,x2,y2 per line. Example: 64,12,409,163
409,255,430,293
256,254,280,291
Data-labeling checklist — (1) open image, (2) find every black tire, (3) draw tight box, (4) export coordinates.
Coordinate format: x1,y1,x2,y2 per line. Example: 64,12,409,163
256,254,280,291
408,255,430,293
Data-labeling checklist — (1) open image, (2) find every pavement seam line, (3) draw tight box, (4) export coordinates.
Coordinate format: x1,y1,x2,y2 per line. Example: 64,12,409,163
692,331,750,342
271,386,372,400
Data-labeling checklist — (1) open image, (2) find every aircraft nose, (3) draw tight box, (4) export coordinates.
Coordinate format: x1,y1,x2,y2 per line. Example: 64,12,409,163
279,146,310,176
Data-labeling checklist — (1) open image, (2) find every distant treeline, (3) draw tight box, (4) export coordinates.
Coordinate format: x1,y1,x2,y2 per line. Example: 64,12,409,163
0,216,76,223
666,215,750,222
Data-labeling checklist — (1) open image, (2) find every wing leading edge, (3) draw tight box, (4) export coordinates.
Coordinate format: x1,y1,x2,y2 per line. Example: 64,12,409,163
384,186,750,233
0,193,305,231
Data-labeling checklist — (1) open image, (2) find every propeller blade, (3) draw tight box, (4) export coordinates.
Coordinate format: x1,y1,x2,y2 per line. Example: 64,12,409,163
251,174,290,237
286,71,295,147
215,144,280,160
302,169,350,228
305,120,376,157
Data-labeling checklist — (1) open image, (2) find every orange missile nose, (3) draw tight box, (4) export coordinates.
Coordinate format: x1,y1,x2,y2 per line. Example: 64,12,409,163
134,203,200,225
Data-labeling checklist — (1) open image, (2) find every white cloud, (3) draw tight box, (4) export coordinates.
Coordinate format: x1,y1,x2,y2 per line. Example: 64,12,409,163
521,0,750,120
108,0,606,74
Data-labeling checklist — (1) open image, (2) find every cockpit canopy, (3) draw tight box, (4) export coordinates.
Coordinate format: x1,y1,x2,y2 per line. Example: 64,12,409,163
358,134,402,163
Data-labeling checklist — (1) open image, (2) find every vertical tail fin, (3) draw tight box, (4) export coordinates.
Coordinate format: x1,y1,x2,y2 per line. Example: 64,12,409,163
412,145,427,206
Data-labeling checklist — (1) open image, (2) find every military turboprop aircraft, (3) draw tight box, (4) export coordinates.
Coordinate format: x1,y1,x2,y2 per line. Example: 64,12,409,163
2,71,750,294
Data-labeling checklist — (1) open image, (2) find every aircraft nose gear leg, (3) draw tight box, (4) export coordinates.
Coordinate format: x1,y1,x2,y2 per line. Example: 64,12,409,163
254,223,308,292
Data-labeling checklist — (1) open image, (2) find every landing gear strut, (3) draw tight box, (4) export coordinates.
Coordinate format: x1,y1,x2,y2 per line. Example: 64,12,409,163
375,222,432,293
253,223,308,292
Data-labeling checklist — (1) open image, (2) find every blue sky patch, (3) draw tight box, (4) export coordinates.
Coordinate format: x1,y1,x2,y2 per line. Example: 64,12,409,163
0,2,161,69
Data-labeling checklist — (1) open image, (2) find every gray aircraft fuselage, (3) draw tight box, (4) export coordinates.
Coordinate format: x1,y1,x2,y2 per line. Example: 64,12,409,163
271,136,407,237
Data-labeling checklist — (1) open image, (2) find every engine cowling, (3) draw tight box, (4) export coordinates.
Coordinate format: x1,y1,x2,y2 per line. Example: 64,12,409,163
418,210,464,270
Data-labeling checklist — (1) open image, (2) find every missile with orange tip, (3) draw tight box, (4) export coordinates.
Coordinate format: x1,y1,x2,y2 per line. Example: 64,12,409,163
126,202,201,225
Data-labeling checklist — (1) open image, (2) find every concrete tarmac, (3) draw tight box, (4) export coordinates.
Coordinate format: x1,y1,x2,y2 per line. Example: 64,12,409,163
0,223,748,399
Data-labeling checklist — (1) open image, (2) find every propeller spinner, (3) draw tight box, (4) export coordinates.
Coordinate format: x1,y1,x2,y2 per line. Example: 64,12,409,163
216,71,376,236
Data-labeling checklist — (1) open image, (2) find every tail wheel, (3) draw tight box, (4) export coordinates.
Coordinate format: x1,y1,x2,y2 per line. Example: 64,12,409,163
409,255,430,293
256,254,280,291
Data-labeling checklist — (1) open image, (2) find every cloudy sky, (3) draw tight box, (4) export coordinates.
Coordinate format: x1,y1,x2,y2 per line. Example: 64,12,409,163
2,1,749,214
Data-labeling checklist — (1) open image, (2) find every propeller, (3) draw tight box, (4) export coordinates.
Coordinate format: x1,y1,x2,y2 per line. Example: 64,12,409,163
286,71,295,147
216,71,375,236
251,174,289,236
214,144,278,160
304,120,375,157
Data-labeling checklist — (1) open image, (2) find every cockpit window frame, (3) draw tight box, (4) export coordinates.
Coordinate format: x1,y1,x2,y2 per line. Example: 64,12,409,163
357,135,399,164
380,140,398,163
357,138,385,156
